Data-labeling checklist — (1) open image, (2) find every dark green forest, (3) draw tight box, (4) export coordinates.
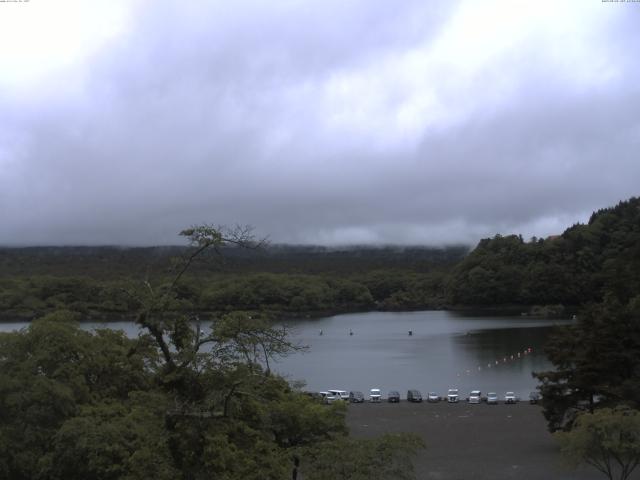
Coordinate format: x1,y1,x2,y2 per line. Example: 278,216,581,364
0,245,467,320
448,197,640,308
2,197,639,320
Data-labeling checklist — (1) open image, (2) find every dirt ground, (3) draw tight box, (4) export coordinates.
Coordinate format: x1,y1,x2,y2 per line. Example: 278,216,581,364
346,401,636,480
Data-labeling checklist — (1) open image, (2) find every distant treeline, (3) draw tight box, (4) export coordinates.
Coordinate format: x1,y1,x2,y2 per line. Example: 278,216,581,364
0,245,466,319
1,196,638,320
0,244,468,277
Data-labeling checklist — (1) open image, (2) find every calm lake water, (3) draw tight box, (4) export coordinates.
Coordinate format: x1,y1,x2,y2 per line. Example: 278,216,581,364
0,310,571,399
275,311,571,399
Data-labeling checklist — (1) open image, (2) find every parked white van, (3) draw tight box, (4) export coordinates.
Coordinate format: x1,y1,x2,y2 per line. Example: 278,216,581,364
447,388,459,403
369,388,382,402
328,390,349,401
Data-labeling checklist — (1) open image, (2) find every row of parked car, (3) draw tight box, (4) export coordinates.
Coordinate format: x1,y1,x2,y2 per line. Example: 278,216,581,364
318,388,541,404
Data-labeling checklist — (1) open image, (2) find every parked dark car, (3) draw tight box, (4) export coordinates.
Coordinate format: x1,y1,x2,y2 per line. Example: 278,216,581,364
388,391,400,403
407,389,423,402
349,391,365,403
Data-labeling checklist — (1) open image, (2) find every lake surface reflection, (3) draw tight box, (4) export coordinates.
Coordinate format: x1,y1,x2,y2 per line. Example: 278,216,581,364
0,310,571,399
274,311,572,399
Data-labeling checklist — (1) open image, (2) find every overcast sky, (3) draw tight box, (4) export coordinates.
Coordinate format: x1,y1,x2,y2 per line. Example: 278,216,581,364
0,0,638,247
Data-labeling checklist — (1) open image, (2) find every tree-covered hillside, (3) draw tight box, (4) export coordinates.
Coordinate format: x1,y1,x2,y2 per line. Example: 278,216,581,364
447,197,640,307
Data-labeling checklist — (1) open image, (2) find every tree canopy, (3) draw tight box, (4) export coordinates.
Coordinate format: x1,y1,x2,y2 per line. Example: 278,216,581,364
534,297,640,432
447,197,640,308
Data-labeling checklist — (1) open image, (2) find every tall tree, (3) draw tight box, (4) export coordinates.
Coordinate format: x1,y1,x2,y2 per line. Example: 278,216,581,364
534,297,640,432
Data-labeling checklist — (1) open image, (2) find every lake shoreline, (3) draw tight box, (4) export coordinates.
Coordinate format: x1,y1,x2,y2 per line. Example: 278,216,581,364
0,303,578,323
3,311,568,398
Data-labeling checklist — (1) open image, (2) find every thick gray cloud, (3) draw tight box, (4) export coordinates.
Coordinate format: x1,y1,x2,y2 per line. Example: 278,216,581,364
0,0,638,246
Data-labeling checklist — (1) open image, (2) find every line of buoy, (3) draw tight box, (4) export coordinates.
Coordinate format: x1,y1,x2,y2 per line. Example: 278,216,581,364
456,347,534,378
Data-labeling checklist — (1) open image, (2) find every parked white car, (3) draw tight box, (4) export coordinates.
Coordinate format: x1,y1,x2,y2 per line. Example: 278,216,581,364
447,388,459,403
328,390,349,401
468,390,482,404
427,392,440,403
319,391,336,404
369,388,382,402
505,392,517,404
486,392,499,404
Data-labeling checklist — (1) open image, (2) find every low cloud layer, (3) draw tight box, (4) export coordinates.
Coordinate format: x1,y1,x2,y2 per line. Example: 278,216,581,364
1,0,639,246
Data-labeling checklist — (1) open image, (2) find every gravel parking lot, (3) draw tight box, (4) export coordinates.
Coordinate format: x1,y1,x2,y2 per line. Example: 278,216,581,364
346,401,623,480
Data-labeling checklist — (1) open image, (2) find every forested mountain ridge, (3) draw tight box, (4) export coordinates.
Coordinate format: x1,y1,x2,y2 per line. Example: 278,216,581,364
447,197,640,307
